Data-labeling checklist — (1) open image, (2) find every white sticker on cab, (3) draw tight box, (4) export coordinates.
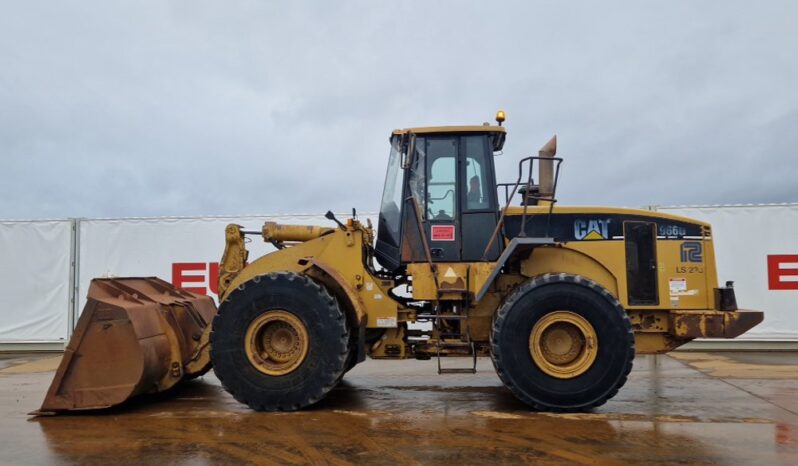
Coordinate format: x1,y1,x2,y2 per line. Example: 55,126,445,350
669,278,687,295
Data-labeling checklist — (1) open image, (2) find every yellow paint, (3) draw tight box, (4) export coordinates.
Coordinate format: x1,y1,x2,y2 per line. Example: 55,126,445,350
261,222,334,243
218,224,248,297
392,125,505,136
212,144,748,359
657,240,715,310
407,262,496,301
529,311,598,378
407,263,436,300
513,207,719,313
244,310,309,376
521,246,619,297
635,333,684,354
184,325,212,375
505,205,711,227
220,221,399,330
582,230,604,240
369,327,407,358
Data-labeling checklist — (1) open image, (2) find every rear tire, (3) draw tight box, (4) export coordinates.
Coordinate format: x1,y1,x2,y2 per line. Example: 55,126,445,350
491,273,634,411
211,272,349,411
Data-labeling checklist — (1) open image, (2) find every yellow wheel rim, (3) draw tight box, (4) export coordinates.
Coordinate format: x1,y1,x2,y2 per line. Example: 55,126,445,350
529,311,598,379
245,310,309,376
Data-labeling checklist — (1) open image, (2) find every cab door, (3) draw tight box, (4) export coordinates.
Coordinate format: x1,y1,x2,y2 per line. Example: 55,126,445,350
400,134,501,264
423,137,461,262
460,135,501,261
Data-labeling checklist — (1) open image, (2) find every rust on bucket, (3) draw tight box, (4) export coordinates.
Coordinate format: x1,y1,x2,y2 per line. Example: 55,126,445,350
34,277,217,414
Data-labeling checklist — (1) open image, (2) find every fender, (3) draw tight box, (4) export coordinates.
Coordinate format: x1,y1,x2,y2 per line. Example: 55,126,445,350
475,237,555,301
307,258,368,327
520,246,619,297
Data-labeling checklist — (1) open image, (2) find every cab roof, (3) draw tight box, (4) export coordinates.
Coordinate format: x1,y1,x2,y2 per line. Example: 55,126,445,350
391,125,506,136
391,125,507,151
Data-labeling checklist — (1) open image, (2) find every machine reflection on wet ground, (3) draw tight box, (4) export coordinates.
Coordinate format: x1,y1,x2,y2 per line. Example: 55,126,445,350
0,352,796,465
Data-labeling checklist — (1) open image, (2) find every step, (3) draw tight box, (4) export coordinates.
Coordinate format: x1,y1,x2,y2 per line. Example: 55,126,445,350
417,314,468,320
438,368,477,375
437,341,472,347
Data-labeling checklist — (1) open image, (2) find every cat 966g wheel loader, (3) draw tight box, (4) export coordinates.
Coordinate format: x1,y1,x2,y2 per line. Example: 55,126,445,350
37,112,763,414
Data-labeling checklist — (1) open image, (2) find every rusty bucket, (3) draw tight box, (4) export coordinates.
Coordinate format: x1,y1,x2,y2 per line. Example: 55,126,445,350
34,277,217,414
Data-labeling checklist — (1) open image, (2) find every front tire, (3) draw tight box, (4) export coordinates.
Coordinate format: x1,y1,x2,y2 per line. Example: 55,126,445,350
491,273,634,411
210,272,349,411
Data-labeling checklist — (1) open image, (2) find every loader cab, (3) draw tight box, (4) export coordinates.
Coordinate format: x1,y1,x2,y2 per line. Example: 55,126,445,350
375,126,506,272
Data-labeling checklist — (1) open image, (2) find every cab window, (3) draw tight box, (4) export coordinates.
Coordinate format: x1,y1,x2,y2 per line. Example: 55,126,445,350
464,135,492,211
425,138,457,220
377,136,405,246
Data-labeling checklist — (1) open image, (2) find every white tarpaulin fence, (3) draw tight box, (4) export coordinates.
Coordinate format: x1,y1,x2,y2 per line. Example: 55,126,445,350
0,220,72,343
76,214,346,314
1,206,796,346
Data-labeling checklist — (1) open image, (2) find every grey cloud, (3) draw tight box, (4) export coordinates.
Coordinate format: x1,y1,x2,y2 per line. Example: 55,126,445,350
1,1,796,220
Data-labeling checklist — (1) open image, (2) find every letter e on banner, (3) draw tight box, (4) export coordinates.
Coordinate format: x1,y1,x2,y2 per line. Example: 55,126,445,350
767,255,798,290
172,262,221,296
172,262,207,294
208,262,220,295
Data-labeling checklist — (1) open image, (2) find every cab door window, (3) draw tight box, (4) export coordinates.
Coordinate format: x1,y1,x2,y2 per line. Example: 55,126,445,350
463,135,492,211
460,134,500,260
425,138,457,220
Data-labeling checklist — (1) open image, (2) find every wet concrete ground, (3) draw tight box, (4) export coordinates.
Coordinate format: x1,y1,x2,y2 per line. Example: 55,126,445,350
0,352,796,465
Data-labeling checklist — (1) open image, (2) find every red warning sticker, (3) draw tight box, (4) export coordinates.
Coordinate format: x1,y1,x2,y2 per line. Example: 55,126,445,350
431,225,455,241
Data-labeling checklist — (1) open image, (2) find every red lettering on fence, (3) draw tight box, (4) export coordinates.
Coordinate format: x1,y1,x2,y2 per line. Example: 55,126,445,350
208,262,220,295
172,262,220,295
767,255,798,290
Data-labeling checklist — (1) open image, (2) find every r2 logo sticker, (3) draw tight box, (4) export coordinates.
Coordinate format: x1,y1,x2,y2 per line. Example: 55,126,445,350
680,241,703,263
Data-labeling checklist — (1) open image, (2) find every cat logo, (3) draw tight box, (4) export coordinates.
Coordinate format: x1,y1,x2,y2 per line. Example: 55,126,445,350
574,219,611,240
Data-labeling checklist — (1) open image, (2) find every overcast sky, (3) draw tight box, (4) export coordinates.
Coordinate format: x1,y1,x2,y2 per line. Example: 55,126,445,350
1,1,796,220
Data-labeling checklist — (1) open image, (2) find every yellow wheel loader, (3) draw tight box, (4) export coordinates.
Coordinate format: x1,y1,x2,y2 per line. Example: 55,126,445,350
37,112,763,414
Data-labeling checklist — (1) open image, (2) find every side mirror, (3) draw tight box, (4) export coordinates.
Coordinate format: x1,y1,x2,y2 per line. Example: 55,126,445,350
325,211,346,230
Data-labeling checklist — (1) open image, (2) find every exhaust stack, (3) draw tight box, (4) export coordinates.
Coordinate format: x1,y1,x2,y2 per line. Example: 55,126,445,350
538,135,557,199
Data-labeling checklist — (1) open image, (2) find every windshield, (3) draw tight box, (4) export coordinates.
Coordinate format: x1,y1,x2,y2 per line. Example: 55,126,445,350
377,136,405,247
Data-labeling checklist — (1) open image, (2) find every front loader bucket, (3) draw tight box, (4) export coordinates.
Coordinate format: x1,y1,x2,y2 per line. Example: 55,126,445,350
35,277,217,414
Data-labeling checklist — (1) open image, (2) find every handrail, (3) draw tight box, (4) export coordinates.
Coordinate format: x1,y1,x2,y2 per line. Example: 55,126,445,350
480,156,563,260
407,194,439,292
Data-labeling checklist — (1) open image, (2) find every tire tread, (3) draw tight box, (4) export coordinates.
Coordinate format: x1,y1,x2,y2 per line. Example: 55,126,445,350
210,272,349,411
490,273,635,411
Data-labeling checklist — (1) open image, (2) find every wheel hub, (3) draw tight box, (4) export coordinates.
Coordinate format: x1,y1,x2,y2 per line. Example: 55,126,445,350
529,310,598,379
245,310,309,376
